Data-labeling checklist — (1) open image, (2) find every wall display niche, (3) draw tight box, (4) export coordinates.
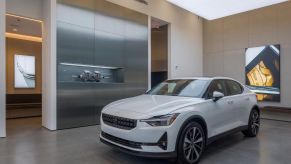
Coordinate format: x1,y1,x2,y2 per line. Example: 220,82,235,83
14,54,36,88
245,45,280,102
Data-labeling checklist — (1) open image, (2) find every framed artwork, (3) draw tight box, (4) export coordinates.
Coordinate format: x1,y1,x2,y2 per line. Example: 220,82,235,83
245,45,280,102
14,54,36,88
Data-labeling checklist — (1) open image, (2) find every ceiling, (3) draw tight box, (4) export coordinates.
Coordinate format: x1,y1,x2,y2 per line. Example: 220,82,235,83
6,14,42,37
168,0,288,20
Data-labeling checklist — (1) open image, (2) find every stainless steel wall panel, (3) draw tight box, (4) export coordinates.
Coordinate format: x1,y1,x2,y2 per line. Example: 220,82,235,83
57,22,95,65
94,31,125,67
94,14,125,36
57,0,95,29
94,0,126,36
57,0,148,129
124,39,148,85
123,9,148,88
57,82,95,128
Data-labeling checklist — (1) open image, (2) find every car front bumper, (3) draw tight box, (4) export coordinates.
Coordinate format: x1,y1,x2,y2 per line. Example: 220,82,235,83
100,116,183,156
100,136,176,158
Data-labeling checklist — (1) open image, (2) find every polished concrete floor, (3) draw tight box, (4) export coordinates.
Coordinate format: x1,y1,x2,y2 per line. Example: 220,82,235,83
1,117,291,164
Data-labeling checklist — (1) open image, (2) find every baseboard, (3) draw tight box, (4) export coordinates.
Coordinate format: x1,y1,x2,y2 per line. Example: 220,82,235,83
261,107,291,122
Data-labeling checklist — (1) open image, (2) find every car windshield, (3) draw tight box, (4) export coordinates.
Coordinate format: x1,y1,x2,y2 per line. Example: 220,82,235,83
147,79,209,98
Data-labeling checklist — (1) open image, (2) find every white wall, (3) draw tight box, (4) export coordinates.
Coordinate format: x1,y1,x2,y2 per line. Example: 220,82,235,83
107,0,203,78
0,0,6,138
203,1,291,108
42,0,57,130
6,0,43,20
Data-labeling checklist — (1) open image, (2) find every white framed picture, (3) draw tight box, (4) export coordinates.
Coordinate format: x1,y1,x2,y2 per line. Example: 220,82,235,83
14,54,36,88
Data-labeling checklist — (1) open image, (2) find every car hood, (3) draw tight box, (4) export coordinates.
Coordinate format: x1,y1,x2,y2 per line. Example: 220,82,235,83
102,94,205,119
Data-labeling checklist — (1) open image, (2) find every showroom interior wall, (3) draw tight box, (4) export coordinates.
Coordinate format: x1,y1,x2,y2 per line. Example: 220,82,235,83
107,0,203,78
203,1,291,108
0,0,6,138
6,0,43,19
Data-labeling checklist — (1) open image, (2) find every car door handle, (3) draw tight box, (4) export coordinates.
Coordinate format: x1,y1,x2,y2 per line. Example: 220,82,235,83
245,97,250,101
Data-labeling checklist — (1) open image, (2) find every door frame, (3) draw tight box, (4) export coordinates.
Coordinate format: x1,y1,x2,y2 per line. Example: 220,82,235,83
0,0,6,138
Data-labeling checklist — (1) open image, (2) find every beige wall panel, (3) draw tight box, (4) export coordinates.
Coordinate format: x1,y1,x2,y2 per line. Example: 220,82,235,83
249,7,278,47
223,14,249,51
276,3,291,46
204,19,224,54
223,50,245,83
203,53,224,76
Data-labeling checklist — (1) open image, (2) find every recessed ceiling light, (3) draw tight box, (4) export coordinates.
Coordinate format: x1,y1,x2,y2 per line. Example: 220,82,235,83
10,24,19,32
168,0,288,20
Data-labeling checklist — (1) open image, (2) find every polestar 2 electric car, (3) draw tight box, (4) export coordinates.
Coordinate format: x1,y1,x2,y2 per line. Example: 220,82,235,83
100,77,260,164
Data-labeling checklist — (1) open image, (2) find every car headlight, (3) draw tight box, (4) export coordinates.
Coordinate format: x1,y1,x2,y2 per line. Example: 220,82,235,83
140,113,180,127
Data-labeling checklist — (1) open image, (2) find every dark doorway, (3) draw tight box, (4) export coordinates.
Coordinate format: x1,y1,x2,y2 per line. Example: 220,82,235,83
151,18,169,88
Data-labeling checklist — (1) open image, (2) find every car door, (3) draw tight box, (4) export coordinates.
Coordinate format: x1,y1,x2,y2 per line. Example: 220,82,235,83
204,80,238,137
225,80,249,126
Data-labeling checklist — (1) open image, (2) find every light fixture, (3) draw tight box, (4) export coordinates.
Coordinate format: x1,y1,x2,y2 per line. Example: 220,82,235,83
168,0,288,20
5,33,42,43
10,24,19,32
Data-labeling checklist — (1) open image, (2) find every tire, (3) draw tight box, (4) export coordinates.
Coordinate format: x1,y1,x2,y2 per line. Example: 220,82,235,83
177,122,206,164
242,109,260,137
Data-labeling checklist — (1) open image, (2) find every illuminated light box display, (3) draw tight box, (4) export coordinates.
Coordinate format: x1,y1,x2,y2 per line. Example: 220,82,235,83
14,54,36,88
245,45,280,102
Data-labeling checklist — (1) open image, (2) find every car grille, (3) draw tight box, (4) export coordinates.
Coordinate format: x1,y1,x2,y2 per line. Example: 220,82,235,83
102,113,137,130
101,132,142,149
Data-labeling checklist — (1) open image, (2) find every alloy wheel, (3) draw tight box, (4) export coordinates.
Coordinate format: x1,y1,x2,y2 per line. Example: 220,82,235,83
251,111,260,135
183,127,204,163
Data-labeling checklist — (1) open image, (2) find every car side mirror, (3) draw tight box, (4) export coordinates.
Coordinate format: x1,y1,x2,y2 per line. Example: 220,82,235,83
212,91,224,102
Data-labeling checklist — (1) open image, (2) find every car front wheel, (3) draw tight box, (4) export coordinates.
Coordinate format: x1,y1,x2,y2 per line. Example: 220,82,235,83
177,122,206,164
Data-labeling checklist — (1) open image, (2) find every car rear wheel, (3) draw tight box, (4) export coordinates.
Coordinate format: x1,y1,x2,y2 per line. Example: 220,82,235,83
177,122,206,164
242,109,260,137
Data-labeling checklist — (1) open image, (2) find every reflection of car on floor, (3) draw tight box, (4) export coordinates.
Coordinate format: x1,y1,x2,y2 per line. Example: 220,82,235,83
100,77,260,164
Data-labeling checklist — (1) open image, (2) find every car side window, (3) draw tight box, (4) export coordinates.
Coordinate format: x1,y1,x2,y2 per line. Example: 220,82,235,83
207,80,228,99
226,80,243,96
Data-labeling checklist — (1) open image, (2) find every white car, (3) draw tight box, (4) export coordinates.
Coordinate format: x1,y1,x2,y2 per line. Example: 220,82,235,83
100,77,260,164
